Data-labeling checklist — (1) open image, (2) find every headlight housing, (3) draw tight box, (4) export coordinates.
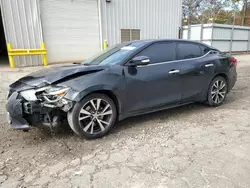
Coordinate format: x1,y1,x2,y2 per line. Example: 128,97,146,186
45,86,69,96
20,86,69,103
43,86,69,103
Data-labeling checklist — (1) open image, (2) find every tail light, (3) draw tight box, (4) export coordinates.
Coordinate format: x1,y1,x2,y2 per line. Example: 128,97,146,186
230,57,238,68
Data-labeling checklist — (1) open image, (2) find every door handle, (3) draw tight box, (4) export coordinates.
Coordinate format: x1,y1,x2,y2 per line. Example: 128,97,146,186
169,70,180,74
205,63,214,67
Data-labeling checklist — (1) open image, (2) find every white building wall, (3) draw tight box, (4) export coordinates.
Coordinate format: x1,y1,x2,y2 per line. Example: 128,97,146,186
101,0,182,47
0,0,43,67
212,41,231,52
183,23,250,52
1,0,183,67
40,0,100,63
190,25,202,41
183,29,188,40
233,29,249,40
213,28,231,40
202,26,212,40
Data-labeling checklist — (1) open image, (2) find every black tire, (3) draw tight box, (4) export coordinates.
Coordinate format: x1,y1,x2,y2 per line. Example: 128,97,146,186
67,93,117,139
207,76,228,107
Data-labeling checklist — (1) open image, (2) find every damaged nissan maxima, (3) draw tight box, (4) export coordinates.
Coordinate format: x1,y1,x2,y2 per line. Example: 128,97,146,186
7,40,237,139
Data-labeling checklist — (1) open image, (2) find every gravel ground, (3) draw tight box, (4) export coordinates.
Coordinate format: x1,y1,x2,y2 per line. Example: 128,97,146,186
0,56,250,188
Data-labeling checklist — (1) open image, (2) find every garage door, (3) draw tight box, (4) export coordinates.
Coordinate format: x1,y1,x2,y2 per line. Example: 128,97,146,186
40,0,100,63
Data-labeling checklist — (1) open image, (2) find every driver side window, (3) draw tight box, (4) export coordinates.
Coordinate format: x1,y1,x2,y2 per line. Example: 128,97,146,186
136,42,175,64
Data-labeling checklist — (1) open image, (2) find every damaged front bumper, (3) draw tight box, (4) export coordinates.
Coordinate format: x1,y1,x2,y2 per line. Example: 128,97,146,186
6,91,74,130
6,92,30,130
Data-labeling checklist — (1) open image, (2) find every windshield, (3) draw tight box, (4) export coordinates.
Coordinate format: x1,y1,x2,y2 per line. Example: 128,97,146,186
83,41,145,66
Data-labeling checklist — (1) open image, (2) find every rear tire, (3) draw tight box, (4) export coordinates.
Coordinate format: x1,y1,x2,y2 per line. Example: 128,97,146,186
67,94,117,139
207,76,228,107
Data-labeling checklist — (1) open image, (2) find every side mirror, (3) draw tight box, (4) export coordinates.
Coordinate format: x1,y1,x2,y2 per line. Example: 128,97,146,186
129,56,150,67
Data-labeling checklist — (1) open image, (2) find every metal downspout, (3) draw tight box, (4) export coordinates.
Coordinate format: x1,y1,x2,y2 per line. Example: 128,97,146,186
98,0,103,51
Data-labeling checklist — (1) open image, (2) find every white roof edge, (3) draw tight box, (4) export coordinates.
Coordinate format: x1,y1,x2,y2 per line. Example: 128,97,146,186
183,23,250,30
183,23,213,29
213,23,250,29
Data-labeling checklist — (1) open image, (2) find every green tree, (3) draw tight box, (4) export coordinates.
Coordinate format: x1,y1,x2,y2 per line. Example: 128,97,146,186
182,0,244,25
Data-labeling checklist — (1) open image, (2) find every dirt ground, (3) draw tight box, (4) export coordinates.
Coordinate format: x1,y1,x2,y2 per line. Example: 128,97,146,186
0,56,250,188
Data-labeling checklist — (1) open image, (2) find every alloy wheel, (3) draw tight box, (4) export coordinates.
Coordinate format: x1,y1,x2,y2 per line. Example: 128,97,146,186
211,80,227,104
78,98,113,134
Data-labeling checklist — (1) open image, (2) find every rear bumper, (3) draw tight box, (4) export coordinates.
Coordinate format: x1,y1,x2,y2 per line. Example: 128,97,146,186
6,92,30,130
228,67,237,92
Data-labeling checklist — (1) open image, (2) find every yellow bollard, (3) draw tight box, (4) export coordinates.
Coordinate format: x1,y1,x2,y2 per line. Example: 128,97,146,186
103,40,108,50
41,42,48,66
7,43,15,68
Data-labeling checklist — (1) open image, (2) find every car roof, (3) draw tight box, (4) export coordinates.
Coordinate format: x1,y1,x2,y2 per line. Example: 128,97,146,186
129,39,218,50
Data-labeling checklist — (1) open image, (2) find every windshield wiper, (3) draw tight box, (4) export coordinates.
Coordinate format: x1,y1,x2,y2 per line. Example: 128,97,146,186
83,63,92,66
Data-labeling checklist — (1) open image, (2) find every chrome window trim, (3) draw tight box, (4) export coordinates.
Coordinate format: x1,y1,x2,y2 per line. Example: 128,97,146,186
137,50,216,67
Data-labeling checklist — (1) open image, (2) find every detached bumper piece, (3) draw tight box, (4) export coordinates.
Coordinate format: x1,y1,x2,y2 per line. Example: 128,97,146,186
6,92,30,130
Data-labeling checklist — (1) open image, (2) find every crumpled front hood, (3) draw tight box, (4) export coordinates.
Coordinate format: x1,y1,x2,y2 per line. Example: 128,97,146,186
10,64,108,91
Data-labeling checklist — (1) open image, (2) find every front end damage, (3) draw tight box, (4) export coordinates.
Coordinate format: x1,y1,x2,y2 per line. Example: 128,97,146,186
6,86,75,131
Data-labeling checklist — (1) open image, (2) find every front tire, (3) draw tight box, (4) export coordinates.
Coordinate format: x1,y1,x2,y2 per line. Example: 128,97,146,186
207,76,228,107
68,94,117,139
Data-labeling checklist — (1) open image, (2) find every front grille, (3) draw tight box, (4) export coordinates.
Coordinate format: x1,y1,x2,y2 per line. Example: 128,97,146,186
23,101,42,114
23,102,32,114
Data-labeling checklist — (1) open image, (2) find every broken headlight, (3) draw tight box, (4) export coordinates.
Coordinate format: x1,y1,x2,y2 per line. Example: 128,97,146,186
20,89,37,101
20,86,69,103
43,86,69,103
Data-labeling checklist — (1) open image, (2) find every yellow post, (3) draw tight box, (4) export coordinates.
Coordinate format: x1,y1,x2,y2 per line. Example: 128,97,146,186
41,42,48,66
103,40,108,50
7,43,15,68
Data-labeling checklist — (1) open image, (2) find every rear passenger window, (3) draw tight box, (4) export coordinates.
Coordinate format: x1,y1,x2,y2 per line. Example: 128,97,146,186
136,42,175,64
200,45,210,55
177,42,202,60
